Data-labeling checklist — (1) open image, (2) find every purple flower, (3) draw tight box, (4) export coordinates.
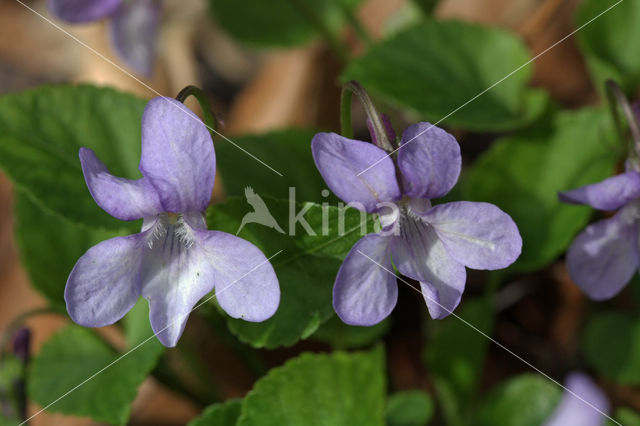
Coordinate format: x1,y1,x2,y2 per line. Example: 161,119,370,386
559,170,640,300
312,122,522,325
65,97,280,347
543,373,610,426
48,0,160,75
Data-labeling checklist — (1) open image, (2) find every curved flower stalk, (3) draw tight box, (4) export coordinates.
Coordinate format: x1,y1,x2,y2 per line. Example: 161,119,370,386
312,84,522,326
543,373,610,426
48,0,160,75
560,82,640,300
65,97,280,347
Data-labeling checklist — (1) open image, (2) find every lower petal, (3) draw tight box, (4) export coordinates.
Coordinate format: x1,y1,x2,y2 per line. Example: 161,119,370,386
567,211,639,300
65,232,146,327
543,373,610,426
109,0,160,75
140,225,216,347
195,231,280,323
391,222,466,319
333,234,397,326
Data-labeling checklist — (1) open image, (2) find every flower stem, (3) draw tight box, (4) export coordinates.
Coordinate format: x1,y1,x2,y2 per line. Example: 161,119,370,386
175,86,219,140
287,0,349,62
605,79,640,162
341,81,394,151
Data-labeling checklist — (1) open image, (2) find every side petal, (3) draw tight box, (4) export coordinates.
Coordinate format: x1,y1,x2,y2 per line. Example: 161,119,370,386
109,0,160,76
333,234,397,326
543,373,610,426
194,231,280,322
422,201,522,270
397,122,461,199
139,97,216,213
65,232,146,328
391,219,466,319
559,171,640,211
80,148,163,221
48,0,121,23
567,208,639,300
311,132,401,213
140,224,216,347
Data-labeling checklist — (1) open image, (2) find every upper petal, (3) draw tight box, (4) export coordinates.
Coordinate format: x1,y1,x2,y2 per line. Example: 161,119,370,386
311,132,401,213
140,219,216,347
48,0,121,23
139,97,216,213
194,231,280,322
422,201,522,270
109,0,160,76
391,216,466,319
566,205,639,300
80,147,163,221
333,233,397,326
397,122,461,199
559,171,640,211
65,232,146,327
543,373,610,426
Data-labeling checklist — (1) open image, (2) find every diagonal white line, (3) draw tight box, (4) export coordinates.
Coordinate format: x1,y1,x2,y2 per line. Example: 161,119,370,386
13,0,284,177
19,250,283,426
356,0,624,177
356,250,621,426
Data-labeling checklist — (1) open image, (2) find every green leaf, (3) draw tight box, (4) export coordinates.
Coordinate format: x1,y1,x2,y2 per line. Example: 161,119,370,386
0,84,146,230
576,0,640,94
385,390,434,426
583,311,640,385
28,320,164,425
0,355,23,425
215,129,329,202
473,374,562,426
312,314,391,349
424,298,494,426
188,399,242,426
342,20,548,131
209,0,361,48
613,408,640,426
207,196,373,348
14,192,124,308
238,347,386,426
461,107,617,272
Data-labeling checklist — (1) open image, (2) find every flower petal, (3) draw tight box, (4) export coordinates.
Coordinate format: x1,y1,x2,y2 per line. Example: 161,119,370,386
140,222,216,347
194,231,280,322
333,234,397,326
397,122,461,199
391,217,466,319
566,206,639,300
65,232,146,328
48,0,121,23
311,132,401,213
422,201,522,270
559,171,640,211
139,97,216,213
109,0,160,76
80,147,162,221
543,372,610,426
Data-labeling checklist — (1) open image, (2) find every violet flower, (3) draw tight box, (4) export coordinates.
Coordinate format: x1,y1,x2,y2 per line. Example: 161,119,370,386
312,121,522,325
48,0,160,75
559,170,640,300
543,373,610,426
65,97,280,347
